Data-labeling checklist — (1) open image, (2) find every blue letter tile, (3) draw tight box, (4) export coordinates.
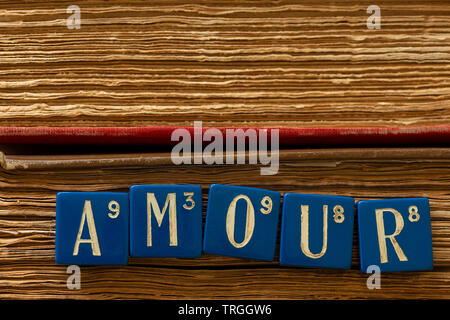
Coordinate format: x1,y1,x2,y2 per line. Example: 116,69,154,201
130,185,202,258
358,198,433,272
203,184,281,261
279,193,355,269
55,192,129,265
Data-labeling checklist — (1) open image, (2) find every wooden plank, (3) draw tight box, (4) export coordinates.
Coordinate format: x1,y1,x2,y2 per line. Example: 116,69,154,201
0,264,449,299
0,149,449,299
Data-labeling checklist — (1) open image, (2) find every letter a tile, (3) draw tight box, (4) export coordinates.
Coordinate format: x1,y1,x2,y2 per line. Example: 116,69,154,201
55,192,129,265
280,193,355,269
358,198,433,272
203,184,281,261
130,185,202,258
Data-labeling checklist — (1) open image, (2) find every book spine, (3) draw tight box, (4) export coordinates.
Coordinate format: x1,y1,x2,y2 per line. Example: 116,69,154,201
0,125,449,146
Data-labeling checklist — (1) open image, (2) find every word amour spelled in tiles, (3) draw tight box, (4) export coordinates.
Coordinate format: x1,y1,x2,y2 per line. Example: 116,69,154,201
55,185,434,272
358,198,433,272
280,193,355,269
55,192,129,265
203,184,281,261
130,185,203,258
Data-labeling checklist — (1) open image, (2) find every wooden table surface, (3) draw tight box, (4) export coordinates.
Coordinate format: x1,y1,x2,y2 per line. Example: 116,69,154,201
0,0,449,299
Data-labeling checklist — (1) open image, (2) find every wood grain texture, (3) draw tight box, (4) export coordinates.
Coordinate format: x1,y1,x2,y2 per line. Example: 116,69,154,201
0,0,449,127
0,149,449,299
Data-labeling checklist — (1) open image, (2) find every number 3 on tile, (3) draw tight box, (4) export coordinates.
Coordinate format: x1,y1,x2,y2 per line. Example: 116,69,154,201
183,192,195,210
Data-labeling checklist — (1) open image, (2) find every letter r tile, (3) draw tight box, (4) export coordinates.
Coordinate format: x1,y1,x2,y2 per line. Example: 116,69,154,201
358,198,433,272
55,192,129,265
130,185,203,258
279,193,355,269
203,184,281,261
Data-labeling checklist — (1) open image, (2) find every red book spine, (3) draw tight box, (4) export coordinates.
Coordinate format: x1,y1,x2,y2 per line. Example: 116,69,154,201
0,125,449,146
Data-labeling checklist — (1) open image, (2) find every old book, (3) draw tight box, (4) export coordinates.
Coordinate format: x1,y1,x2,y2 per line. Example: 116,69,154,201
0,126,449,146
0,0,449,301
0,147,449,299
0,1,449,128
